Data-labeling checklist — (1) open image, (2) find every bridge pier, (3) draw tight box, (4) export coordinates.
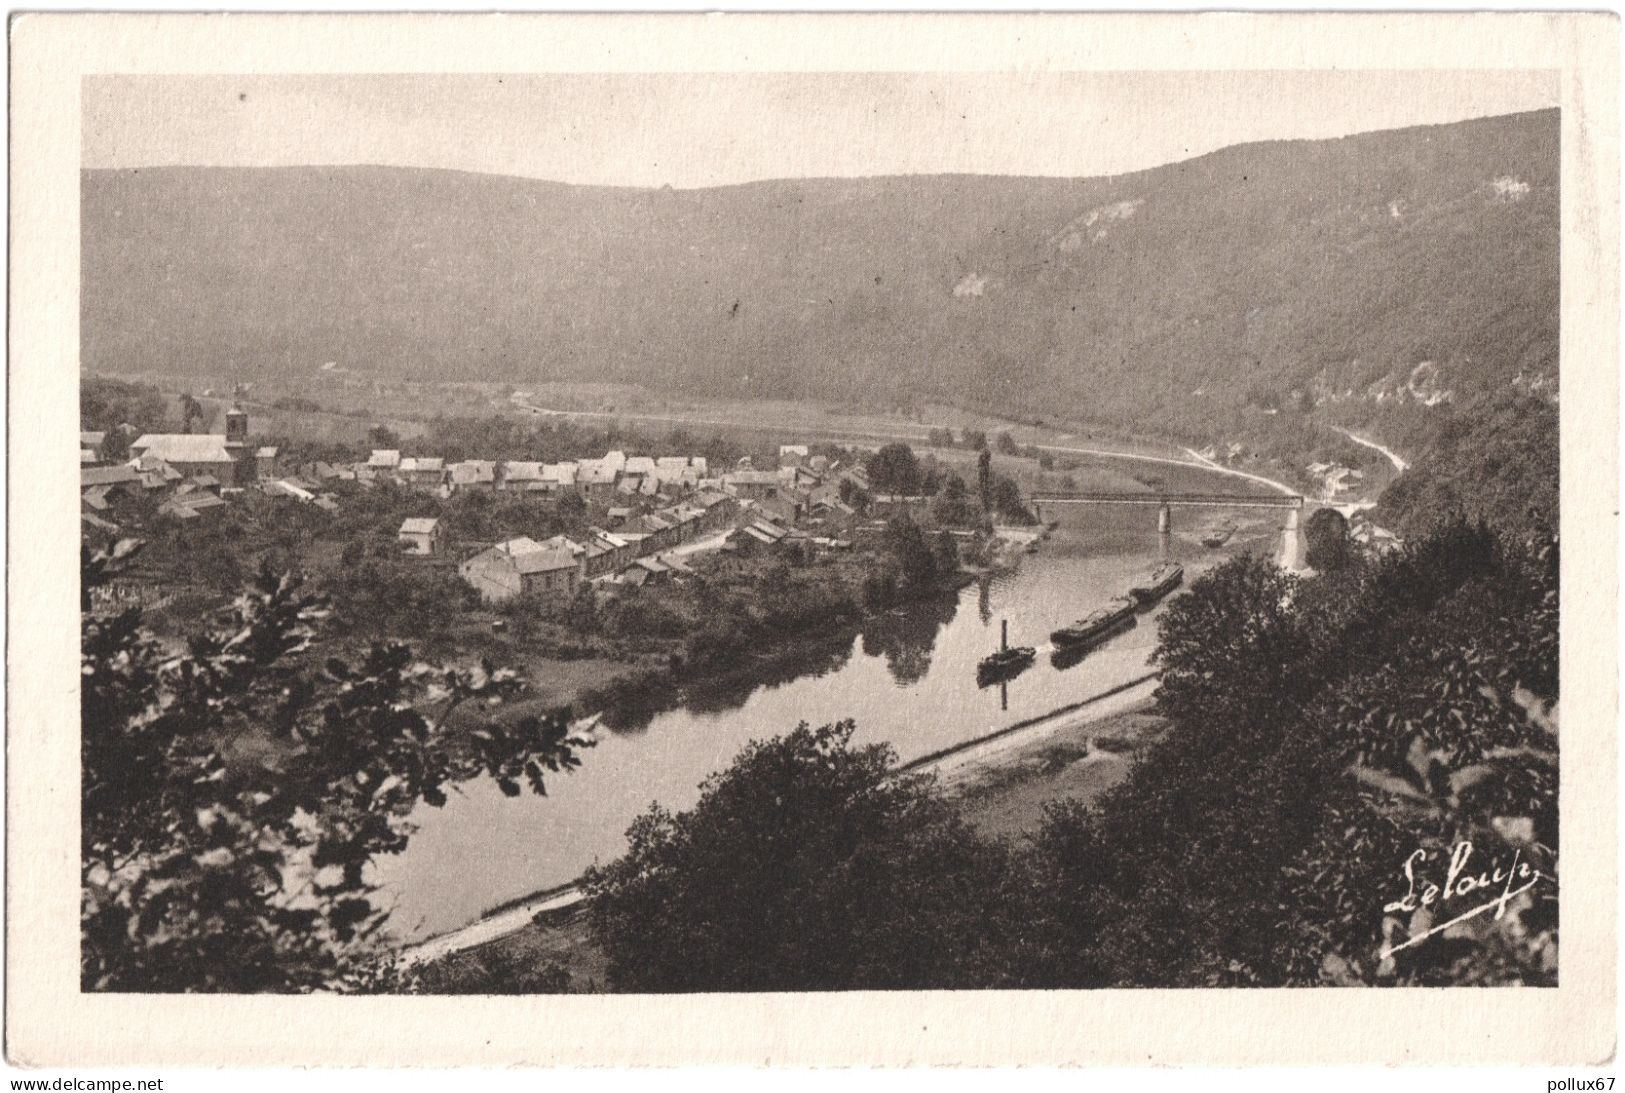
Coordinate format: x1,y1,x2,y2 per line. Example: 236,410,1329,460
1279,507,1304,571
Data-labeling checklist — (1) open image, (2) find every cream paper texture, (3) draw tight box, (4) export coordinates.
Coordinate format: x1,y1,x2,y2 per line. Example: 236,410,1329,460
7,11,1619,1068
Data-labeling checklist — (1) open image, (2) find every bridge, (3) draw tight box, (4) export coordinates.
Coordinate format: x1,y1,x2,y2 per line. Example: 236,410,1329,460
1028,490,1309,569
1028,490,1303,510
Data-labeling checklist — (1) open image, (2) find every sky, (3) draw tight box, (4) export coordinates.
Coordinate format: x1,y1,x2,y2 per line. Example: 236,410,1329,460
82,70,1558,189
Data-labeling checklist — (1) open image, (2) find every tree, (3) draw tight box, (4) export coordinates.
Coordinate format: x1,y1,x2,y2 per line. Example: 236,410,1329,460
1303,508,1352,572
961,429,988,451
928,473,977,528
1152,554,1301,723
838,476,871,514
927,427,955,448
865,443,922,496
994,431,1020,456
989,475,1035,525
81,542,589,991
583,720,1021,991
367,424,401,450
977,449,992,511
178,393,205,434
883,516,938,589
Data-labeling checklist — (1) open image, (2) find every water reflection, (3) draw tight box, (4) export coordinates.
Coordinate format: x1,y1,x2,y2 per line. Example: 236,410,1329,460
685,638,855,715
596,637,857,733
859,593,959,686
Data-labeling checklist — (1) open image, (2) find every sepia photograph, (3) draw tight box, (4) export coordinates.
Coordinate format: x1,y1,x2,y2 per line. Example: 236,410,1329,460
8,10,1618,1069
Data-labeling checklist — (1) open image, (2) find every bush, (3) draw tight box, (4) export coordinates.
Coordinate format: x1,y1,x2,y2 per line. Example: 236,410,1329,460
583,721,1022,991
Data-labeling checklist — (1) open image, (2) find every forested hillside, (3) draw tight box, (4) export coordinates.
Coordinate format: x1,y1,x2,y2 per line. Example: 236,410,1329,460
84,110,1556,435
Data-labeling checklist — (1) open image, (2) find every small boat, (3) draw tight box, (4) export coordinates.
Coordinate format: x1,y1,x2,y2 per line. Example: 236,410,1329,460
978,619,1036,685
978,646,1036,683
1050,597,1138,650
1129,562,1185,606
1201,522,1236,548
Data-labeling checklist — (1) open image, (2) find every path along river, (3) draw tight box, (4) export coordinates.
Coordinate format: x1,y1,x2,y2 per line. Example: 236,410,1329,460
374,460,1291,942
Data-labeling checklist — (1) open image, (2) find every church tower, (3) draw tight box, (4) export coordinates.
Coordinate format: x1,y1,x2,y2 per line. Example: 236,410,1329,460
225,404,254,485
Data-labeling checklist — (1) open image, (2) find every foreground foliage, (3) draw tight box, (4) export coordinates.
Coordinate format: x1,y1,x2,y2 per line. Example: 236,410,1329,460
81,541,589,992
583,721,1027,991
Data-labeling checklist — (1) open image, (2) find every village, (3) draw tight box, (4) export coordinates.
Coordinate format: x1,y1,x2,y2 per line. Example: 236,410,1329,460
78,397,1022,644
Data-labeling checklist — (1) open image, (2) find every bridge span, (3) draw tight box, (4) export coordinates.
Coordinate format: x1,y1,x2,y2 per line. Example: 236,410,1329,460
1028,490,1309,570
1028,490,1304,510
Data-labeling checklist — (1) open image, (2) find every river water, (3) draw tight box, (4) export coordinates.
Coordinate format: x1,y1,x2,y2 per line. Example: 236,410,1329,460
375,485,1288,940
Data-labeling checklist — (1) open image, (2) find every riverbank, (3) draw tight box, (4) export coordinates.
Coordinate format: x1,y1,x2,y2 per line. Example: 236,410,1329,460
399,677,1164,988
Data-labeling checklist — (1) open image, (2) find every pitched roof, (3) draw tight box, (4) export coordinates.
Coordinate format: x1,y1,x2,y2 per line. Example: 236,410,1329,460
130,434,235,464
367,449,401,468
255,446,279,459
399,456,445,473
449,460,497,485
80,431,107,447
399,517,440,535
264,479,316,502
624,456,657,475
82,464,140,488
513,547,579,575
502,461,544,482
178,493,227,511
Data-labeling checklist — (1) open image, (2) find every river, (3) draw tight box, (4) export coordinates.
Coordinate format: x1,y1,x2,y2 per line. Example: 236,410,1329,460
374,480,1288,940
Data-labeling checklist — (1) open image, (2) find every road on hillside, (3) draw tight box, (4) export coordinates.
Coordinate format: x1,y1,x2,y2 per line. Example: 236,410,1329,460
1336,428,1410,474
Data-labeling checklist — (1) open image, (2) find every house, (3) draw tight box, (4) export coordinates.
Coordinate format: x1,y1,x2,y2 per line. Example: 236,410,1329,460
262,478,318,503
80,431,108,457
128,433,239,479
130,454,185,492
691,489,739,531
753,492,802,527
458,538,581,603
158,492,227,521
303,461,354,483
367,449,402,471
398,517,443,557
449,460,498,491
577,460,620,500
82,463,141,495
723,470,782,501
541,463,579,494
624,456,657,477
500,461,544,491
779,445,810,467
398,457,446,490
622,555,672,586
587,527,637,572
256,446,281,478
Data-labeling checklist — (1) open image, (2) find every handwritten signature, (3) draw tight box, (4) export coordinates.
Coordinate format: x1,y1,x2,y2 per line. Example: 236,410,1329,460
1380,840,1543,959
